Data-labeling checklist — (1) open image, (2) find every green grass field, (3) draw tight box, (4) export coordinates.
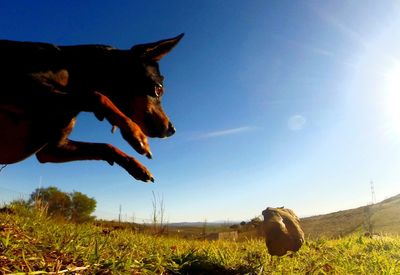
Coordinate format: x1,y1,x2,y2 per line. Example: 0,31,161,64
1,207,400,274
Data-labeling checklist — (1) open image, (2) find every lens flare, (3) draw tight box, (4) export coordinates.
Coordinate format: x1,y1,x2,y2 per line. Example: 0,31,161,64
384,64,400,138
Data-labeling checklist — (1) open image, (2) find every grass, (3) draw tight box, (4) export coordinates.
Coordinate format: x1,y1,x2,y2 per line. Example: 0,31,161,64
1,208,400,274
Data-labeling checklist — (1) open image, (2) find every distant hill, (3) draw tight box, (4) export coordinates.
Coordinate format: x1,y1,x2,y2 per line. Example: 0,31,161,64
169,194,400,240
301,194,400,238
168,221,237,228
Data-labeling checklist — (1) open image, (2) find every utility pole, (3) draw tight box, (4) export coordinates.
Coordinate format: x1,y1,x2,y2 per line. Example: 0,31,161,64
370,181,376,204
118,204,122,223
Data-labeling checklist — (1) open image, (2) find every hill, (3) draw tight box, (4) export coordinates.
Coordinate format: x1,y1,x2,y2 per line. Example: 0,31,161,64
301,194,400,238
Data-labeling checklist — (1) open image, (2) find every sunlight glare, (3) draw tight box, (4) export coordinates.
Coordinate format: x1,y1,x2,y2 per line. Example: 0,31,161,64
384,63,400,138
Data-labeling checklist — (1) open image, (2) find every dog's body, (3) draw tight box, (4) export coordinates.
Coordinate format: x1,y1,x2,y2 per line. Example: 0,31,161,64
0,34,183,182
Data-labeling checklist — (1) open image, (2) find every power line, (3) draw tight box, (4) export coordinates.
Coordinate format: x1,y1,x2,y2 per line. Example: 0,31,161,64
0,164,7,173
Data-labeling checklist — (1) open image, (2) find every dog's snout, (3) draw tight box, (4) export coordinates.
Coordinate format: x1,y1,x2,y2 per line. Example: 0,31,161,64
166,122,176,137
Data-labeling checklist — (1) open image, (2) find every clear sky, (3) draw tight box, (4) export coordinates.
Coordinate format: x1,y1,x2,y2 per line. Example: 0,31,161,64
1,0,400,223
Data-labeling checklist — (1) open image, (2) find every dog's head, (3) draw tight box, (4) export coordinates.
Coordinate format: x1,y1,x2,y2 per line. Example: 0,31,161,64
86,34,184,138
78,34,183,138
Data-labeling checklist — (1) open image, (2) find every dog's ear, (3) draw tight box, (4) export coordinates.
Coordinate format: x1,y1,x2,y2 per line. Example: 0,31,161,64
131,33,184,61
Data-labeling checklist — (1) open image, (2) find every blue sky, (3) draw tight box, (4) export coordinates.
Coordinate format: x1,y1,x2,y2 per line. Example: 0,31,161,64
1,1,400,222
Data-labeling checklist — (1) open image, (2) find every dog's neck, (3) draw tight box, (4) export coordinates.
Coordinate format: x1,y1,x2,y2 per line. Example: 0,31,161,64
59,45,132,95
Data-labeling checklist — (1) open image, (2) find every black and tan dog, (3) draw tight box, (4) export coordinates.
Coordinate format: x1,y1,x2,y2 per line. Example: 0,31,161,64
0,34,184,182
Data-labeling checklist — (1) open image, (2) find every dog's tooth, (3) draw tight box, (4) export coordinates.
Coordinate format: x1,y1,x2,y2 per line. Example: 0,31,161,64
111,125,118,133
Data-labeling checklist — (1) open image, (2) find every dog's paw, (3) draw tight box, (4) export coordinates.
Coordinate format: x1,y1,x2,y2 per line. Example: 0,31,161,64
119,155,154,183
108,146,154,182
120,120,152,159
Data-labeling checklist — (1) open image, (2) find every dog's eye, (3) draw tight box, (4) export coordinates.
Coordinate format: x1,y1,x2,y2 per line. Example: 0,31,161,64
154,83,164,98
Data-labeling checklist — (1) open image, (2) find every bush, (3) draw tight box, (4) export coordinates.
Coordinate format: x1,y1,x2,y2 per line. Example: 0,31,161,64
29,186,96,222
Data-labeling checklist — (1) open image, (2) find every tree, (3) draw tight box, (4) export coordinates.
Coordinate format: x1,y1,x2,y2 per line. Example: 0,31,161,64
151,191,167,234
29,186,96,222
250,217,262,228
30,186,71,219
70,191,96,222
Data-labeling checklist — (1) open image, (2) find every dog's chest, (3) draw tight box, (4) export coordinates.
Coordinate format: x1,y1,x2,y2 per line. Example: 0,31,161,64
0,106,38,163
0,105,75,163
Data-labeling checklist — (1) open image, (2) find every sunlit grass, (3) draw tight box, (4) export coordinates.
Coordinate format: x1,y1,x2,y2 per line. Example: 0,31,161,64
1,208,400,274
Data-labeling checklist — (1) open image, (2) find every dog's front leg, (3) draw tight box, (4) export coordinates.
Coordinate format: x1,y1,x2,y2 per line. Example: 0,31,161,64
85,92,152,158
36,139,154,182
47,91,152,158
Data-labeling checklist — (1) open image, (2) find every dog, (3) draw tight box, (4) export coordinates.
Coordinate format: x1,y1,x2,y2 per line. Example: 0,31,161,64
0,34,184,182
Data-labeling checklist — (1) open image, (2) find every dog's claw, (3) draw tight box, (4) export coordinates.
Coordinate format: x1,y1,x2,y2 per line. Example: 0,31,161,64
138,171,154,183
139,140,152,159
119,120,153,159
116,153,154,182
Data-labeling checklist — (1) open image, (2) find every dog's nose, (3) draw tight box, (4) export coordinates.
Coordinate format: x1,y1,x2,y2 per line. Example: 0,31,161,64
166,122,176,136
